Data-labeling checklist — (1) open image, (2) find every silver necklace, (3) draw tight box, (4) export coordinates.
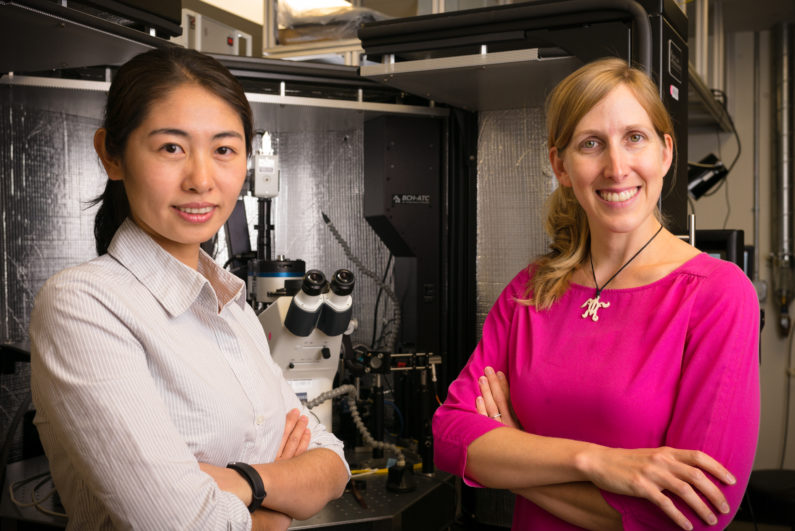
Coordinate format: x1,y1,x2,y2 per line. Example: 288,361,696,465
580,224,663,322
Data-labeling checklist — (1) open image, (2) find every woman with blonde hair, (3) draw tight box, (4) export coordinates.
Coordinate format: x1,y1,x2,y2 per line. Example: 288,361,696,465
433,57,759,530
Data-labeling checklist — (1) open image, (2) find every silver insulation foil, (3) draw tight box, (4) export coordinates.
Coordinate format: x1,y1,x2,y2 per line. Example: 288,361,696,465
475,107,557,334
0,87,397,458
255,122,394,350
0,86,107,346
0,85,107,462
1,86,559,458
0,87,392,350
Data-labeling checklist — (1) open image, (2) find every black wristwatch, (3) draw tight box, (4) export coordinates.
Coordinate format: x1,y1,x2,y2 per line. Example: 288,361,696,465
227,462,267,512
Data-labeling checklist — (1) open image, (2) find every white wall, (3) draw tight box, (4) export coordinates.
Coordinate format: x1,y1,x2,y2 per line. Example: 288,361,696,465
201,0,263,24
689,29,794,470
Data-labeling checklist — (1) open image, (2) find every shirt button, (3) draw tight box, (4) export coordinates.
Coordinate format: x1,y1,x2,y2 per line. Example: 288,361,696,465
255,415,264,425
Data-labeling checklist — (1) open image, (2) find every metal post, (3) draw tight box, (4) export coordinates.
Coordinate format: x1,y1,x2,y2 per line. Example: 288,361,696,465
694,0,710,81
263,0,277,50
754,31,761,282
419,368,434,473
372,374,384,459
753,30,768,304
775,23,793,334
257,198,265,261
710,0,724,91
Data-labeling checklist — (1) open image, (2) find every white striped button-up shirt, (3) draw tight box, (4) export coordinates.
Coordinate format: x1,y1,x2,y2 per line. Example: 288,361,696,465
30,218,347,530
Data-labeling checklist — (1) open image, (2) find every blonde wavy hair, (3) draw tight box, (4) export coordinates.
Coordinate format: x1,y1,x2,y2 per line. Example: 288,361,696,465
526,57,676,310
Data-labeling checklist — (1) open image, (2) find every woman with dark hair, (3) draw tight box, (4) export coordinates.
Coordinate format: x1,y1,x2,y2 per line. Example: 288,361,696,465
433,58,759,530
29,47,349,530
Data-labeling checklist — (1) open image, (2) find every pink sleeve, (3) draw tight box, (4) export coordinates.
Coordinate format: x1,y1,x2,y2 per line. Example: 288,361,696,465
432,270,528,486
603,263,761,530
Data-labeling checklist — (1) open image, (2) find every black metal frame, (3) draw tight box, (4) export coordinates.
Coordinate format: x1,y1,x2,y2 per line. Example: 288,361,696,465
358,1,690,387
359,0,653,73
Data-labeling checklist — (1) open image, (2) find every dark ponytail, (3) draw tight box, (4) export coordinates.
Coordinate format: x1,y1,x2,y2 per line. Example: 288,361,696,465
91,181,130,256
90,46,253,255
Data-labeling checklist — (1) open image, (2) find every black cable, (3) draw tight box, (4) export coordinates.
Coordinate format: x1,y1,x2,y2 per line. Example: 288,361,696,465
700,89,742,199
738,487,760,531
714,88,742,173
264,197,273,261
374,318,397,350
710,88,727,106
726,119,742,173
223,251,257,270
722,176,731,229
750,510,759,531
371,253,393,349
257,198,266,261
718,115,731,228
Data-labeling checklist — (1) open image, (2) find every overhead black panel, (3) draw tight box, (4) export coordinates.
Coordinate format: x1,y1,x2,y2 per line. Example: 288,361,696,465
0,0,180,74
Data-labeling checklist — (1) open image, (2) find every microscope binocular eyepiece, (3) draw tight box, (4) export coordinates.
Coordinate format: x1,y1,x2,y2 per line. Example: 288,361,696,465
318,269,354,336
284,270,326,337
284,269,355,337
301,270,327,296
329,269,355,296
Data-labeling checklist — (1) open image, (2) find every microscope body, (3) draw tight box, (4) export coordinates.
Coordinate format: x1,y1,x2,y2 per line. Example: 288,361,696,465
258,269,354,431
259,297,344,430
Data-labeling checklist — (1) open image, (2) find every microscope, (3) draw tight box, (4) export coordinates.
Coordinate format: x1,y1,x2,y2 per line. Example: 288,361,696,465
230,131,417,489
235,131,357,431
258,268,355,430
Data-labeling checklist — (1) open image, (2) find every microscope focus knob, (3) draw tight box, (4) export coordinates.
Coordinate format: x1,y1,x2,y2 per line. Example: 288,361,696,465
321,347,332,360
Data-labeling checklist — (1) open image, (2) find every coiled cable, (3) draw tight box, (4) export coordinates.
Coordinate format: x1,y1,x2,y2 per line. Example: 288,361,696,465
306,384,405,466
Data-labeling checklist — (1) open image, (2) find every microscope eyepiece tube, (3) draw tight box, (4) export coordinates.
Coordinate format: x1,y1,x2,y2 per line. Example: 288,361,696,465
318,269,355,337
284,270,326,337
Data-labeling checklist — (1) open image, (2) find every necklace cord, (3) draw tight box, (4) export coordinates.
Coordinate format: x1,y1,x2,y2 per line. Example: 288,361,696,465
589,224,664,297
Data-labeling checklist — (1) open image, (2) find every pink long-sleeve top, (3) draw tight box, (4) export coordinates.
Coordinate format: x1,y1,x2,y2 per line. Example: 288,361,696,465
433,253,760,530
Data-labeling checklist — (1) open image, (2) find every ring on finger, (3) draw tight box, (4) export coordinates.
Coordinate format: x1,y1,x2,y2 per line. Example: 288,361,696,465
490,413,502,419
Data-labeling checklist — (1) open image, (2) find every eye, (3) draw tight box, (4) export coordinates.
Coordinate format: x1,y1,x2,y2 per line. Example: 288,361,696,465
216,146,235,156
579,139,600,151
628,132,646,143
161,143,183,154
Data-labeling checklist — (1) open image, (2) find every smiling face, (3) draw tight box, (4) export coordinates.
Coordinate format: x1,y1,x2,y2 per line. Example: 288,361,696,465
95,83,247,268
550,83,673,241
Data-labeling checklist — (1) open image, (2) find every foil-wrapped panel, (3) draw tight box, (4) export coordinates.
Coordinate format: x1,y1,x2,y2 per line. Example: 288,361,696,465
475,107,556,335
0,87,105,345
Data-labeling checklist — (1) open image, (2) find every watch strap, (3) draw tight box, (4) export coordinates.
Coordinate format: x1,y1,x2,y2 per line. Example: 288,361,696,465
227,462,266,512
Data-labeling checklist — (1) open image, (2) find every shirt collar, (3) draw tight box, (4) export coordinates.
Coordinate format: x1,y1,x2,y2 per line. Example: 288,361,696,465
107,219,247,316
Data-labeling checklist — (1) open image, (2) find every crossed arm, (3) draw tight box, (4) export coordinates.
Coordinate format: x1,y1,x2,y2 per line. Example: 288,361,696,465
200,408,349,530
433,265,759,531
470,368,735,531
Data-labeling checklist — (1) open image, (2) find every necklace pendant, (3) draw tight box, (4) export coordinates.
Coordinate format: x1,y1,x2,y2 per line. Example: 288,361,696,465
581,294,610,322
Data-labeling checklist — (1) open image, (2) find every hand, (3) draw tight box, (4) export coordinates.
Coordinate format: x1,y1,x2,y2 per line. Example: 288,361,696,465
251,508,292,531
199,410,311,512
580,445,736,530
276,408,311,461
475,366,521,429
